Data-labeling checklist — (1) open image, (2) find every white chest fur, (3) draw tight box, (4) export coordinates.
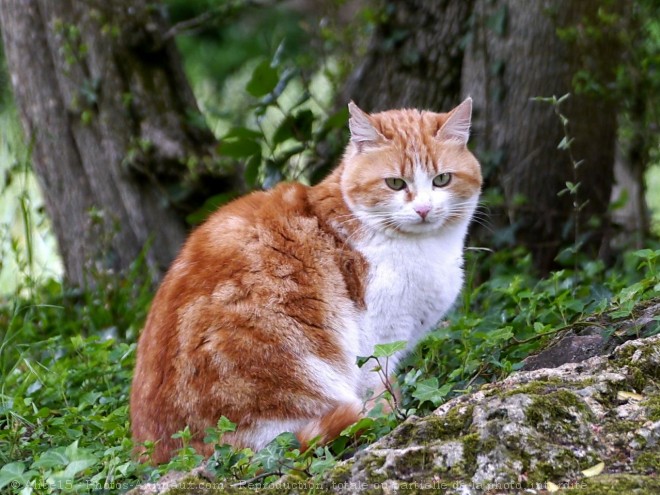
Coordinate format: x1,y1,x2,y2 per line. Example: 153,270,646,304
353,224,467,394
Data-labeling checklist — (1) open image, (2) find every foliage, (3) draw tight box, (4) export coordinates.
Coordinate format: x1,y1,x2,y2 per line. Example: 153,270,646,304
1,235,659,492
165,0,375,225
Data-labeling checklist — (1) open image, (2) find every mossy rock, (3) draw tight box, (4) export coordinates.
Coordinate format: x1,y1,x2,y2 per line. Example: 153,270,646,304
560,474,660,494
128,335,660,495
321,335,660,494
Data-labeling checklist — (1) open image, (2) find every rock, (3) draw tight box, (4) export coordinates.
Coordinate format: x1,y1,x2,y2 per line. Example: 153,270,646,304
128,335,660,495
521,298,660,371
321,334,660,494
521,332,606,370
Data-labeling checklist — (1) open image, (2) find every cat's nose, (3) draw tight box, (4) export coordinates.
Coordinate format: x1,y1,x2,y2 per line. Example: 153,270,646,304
414,205,431,219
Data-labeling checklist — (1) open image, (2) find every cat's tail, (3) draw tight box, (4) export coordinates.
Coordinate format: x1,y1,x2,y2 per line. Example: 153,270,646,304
296,402,362,451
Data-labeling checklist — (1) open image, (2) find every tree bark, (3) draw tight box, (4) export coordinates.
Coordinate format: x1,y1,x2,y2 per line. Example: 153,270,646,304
462,0,623,270
342,0,475,112
0,0,239,286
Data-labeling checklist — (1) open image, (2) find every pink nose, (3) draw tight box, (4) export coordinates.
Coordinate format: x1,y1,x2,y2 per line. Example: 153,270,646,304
414,205,431,219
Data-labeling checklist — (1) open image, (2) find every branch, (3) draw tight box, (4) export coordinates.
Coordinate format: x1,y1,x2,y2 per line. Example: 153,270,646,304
162,0,277,41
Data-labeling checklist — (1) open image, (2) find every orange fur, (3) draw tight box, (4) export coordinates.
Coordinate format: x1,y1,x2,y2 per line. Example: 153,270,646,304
295,403,363,452
130,100,481,463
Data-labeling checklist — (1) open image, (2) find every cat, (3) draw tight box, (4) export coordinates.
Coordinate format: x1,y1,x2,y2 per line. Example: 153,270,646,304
130,98,482,464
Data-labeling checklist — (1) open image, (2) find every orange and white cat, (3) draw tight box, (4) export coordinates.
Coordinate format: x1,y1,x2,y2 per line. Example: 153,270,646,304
130,98,482,463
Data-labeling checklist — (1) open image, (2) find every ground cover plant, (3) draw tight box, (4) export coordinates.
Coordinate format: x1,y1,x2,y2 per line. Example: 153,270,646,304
1,237,659,493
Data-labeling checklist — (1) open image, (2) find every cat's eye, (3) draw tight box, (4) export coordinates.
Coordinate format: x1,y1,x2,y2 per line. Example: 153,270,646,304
385,177,407,191
433,173,452,187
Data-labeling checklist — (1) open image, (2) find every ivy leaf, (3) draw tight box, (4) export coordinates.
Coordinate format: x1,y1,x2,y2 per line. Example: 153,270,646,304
32,447,69,469
253,433,297,471
373,340,407,358
0,462,37,490
62,455,98,479
411,378,452,406
341,416,375,437
309,448,335,475
488,326,514,343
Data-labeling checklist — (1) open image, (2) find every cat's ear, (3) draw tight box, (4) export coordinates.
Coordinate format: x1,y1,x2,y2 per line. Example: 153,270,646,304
436,97,472,146
348,101,385,151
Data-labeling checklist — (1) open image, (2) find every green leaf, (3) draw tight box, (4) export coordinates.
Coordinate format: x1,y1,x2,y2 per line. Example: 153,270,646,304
272,110,314,146
222,127,263,140
317,108,349,139
564,299,585,313
618,282,646,303
309,448,335,475
186,192,238,225
244,153,261,187
633,249,657,260
217,416,237,435
262,161,283,189
411,378,452,406
341,417,375,437
218,138,261,158
373,340,407,358
355,355,372,368
64,440,80,460
557,136,574,150
246,60,279,97
62,455,98,479
0,463,37,490
32,448,69,469
253,433,292,471
488,326,514,343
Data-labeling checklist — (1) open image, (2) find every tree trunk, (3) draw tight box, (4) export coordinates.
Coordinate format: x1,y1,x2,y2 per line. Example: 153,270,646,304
462,0,623,271
0,0,239,286
342,0,475,112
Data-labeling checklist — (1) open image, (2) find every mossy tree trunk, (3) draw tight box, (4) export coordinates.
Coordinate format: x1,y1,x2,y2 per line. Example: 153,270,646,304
462,0,625,271
0,0,239,286
342,0,476,112
346,0,625,272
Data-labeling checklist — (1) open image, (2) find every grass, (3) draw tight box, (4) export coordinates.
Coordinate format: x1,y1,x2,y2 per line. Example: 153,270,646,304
0,108,62,296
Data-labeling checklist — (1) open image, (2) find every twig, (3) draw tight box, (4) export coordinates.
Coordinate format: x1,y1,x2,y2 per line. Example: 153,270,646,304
162,0,277,41
230,470,280,488
510,320,608,345
163,8,221,41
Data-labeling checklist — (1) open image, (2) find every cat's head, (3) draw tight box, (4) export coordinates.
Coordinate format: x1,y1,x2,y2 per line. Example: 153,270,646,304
340,99,482,237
